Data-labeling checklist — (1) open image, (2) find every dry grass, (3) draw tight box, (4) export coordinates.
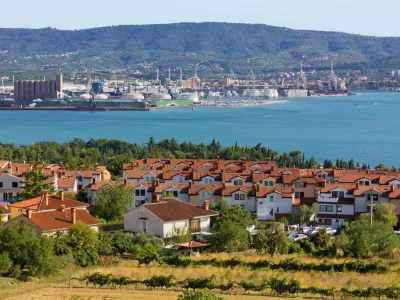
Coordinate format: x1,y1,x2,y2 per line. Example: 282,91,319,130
0,254,399,300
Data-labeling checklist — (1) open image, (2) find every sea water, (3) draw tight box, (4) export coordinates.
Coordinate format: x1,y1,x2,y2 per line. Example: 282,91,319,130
1,92,399,166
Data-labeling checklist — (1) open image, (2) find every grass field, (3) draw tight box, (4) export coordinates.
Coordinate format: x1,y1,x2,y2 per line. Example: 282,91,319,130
0,253,399,300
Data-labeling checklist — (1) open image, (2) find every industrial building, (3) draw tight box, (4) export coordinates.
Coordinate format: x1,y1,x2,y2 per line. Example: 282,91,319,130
14,74,63,101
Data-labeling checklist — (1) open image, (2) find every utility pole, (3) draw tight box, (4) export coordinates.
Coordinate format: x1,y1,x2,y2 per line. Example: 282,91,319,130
370,196,373,227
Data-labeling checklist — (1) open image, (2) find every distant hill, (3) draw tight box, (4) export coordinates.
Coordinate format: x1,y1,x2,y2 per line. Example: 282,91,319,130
1,22,400,76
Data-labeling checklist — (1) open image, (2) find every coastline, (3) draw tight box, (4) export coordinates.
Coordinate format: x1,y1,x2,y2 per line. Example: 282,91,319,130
154,99,289,109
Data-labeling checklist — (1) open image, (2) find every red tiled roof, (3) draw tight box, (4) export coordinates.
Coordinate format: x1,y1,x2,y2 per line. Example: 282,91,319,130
0,202,10,214
9,194,88,210
25,209,100,231
256,187,293,198
142,198,218,222
87,180,113,191
188,184,223,195
58,177,77,188
154,183,190,194
221,186,253,196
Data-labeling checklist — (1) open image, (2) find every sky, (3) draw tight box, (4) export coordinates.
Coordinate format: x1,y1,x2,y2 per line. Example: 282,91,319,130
1,0,399,36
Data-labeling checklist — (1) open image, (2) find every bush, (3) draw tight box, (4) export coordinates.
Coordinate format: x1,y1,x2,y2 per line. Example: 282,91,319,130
178,289,225,300
0,253,12,275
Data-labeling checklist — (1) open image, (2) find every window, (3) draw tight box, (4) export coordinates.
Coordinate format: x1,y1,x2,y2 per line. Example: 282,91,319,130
259,201,263,205
319,205,334,212
204,178,213,184
269,196,274,202
396,184,400,189
276,207,280,213
0,182,3,188
234,179,244,186
264,181,274,187
135,189,146,197
367,194,379,201
269,208,274,216
136,200,146,207
337,206,342,212
359,180,370,186
295,192,304,198
3,193,7,201
142,221,147,233
12,182,18,188
200,191,212,199
240,194,245,200
77,176,83,182
295,182,306,188
235,194,240,200
170,191,179,198
319,219,332,225
331,191,344,198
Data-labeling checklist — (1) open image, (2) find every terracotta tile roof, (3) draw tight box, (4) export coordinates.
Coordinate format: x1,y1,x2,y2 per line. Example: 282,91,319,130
353,185,392,197
192,172,222,181
222,173,252,183
162,171,192,180
25,209,100,231
86,180,114,191
188,184,223,195
9,194,88,210
58,178,77,189
142,198,218,222
338,173,381,183
321,183,357,193
125,182,152,190
221,186,253,196
125,169,163,179
0,161,9,169
154,183,190,194
256,187,293,198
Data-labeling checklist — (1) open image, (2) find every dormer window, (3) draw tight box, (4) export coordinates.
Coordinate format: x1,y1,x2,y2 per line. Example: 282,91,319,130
233,179,244,186
203,178,213,184
200,191,212,199
264,180,274,187
269,195,274,202
77,176,83,182
367,194,378,201
331,191,345,198
234,194,246,200
359,180,370,186
295,182,306,188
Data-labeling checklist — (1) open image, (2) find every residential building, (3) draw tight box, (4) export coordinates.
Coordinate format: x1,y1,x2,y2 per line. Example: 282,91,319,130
123,198,218,238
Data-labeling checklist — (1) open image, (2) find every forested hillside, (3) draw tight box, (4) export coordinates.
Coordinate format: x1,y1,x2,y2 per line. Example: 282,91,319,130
1,23,400,75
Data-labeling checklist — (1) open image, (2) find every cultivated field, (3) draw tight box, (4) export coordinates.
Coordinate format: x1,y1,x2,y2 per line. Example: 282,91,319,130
0,253,399,300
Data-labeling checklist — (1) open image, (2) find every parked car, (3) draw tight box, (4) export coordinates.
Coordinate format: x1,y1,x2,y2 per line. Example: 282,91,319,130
298,226,310,234
306,227,323,236
325,227,337,235
288,233,308,242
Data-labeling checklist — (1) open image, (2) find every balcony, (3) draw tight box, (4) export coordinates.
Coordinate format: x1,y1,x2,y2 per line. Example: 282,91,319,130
318,195,339,203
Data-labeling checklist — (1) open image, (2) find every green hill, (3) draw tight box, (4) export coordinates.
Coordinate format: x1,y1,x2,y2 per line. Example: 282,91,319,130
1,22,400,76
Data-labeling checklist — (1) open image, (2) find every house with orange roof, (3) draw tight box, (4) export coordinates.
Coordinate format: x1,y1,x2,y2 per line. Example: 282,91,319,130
57,177,78,193
255,186,294,221
8,191,89,219
2,206,100,235
222,186,255,212
316,183,357,228
188,184,223,207
124,198,218,238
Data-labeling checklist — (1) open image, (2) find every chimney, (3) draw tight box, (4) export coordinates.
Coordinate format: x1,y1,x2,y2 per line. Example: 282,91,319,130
391,185,395,192
43,190,49,206
153,194,161,203
366,169,370,174
271,165,275,172
356,182,359,190
204,200,210,211
322,180,326,188
60,204,66,213
71,208,77,224
59,191,64,201
27,208,32,219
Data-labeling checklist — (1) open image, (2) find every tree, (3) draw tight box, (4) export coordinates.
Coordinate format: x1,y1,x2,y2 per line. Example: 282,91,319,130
371,203,398,227
129,242,159,264
18,164,56,200
299,203,318,225
112,231,134,255
131,233,164,250
310,229,332,249
338,214,398,258
65,223,99,267
94,185,133,222
252,223,289,256
178,289,225,300
0,224,58,277
210,198,257,252
166,226,192,245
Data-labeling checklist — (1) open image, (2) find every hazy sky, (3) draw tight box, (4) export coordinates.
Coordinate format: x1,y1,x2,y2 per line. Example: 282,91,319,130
1,0,399,36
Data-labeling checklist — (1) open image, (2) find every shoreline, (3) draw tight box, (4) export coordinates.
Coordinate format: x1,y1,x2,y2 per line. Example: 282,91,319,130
154,100,289,109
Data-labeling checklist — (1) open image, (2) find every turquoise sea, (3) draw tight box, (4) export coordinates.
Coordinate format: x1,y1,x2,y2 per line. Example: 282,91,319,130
1,92,399,166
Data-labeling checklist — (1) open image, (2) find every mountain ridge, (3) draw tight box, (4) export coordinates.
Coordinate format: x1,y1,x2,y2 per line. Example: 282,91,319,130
0,22,400,75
